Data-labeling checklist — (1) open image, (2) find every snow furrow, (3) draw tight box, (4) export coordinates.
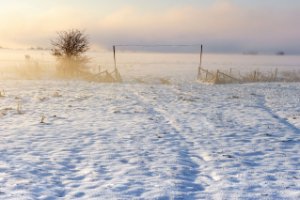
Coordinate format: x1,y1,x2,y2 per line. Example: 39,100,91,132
132,88,205,198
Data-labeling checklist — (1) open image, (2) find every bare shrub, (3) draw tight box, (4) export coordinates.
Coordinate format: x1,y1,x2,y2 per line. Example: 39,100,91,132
51,29,89,78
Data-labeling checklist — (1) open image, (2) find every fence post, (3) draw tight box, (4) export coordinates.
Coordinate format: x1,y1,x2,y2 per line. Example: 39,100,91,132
274,68,278,81
113,45,117,70
200,45,203,67
197,45,203,80
253,70,257,81
216,70,219,83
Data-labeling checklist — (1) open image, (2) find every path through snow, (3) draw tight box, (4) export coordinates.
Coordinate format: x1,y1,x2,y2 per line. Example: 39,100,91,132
0,81,299,199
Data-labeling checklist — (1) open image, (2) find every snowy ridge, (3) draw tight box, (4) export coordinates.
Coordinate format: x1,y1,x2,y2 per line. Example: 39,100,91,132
0,80,299,199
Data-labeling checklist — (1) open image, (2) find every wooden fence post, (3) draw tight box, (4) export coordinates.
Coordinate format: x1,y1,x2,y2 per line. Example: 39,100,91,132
253,71,257,81
113,45,117,70
216,70,219,83
197,45,203,80
200,45,203,67
274,68,278,81
198,67,201,80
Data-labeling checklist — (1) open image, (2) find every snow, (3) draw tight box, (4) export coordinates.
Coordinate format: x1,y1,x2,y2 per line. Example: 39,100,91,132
0,80,300,199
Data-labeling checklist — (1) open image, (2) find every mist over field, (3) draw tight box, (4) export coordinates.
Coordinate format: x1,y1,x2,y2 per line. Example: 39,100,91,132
1,48,300,83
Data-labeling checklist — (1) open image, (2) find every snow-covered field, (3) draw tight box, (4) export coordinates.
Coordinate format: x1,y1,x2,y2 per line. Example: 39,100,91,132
0,80,300,199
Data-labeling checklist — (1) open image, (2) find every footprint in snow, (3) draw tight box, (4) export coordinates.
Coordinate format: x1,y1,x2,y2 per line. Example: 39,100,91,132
74,192,85,198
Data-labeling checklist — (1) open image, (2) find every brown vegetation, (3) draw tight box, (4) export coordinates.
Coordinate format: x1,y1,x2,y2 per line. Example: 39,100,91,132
51,29,89,78
198,67,300,84
51,29,122,82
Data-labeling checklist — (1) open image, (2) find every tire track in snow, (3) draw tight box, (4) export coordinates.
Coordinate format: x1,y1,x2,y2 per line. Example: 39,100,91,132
132,86,205,198
258,94,300,134
165,85,227,186
149,84,232,198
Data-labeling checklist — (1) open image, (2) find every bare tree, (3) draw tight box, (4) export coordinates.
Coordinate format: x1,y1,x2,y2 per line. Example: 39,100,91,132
51,29,89,77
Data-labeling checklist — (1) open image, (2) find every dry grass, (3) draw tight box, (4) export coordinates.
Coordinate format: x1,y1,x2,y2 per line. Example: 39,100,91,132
279,70,300,82
159,77,171,85
0,90,5,97
198,67,300,84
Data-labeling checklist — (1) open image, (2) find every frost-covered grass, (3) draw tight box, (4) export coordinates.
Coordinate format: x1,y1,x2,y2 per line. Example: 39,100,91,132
0,80,300,199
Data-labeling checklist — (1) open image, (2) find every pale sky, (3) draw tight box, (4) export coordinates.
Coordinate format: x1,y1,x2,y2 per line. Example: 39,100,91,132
0,0,299,53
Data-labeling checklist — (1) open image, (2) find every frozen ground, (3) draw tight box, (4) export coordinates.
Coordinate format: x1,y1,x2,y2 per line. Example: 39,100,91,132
0,80,300,199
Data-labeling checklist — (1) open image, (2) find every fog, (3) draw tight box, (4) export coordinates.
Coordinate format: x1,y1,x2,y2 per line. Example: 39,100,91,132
1,49,300,83
1,1,300,54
